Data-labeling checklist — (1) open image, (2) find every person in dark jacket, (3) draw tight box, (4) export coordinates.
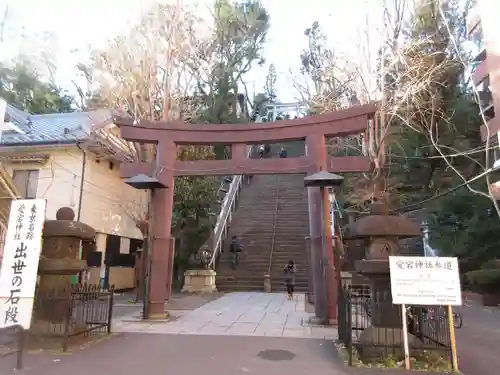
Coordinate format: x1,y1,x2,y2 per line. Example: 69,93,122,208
230,235,243,269
258,144,265,158
279,147,287,158
284,260,296,300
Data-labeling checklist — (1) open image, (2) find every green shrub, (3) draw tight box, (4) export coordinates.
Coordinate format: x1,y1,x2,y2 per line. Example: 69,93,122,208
481,259,500,270
466,268,500,287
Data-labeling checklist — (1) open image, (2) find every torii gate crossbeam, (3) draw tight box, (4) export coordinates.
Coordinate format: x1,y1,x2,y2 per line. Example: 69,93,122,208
114,103,377,321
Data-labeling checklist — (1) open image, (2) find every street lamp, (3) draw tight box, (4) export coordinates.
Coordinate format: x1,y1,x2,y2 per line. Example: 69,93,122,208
304,170,344,323
123,173,167,320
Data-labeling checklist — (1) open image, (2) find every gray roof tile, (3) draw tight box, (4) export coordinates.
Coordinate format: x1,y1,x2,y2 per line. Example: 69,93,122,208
1,104,113,145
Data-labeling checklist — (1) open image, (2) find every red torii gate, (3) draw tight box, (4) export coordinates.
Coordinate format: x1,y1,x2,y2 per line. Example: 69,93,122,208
114,103,377,320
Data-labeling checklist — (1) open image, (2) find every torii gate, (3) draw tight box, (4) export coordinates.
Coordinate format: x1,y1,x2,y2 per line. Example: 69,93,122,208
114,103,377,320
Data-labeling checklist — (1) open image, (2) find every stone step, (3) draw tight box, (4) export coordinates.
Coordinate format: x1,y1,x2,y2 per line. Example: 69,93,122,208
215,163,310,293
216,277,308,285
216,282,308,292
217,268,309,276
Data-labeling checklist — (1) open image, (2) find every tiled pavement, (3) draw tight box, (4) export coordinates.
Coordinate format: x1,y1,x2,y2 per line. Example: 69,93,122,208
113,292,339,340
2,292,497,374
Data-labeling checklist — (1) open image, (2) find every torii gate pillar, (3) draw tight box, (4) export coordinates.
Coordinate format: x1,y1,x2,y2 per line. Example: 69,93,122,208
148,141,177,318
306,134,338,323
115,103,377,321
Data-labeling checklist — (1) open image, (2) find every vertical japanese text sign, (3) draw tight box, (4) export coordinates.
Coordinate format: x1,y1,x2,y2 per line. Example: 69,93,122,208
0,199,46,329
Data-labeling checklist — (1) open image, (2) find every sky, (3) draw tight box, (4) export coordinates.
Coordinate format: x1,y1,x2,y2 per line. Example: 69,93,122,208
0,0,386,103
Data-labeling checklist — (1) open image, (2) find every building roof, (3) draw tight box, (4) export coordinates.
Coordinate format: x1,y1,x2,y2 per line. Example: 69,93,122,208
2,102,113,146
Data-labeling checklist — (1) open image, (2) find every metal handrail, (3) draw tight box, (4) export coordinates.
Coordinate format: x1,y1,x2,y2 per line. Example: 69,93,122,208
207,103,304,269
266,174,280,276
208,146,252,269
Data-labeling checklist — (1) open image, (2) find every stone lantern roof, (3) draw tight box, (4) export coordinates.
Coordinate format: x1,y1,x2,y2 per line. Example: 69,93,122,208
343,203,421,240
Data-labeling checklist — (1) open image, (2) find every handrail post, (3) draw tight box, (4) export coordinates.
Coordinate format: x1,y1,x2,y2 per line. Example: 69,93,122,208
267,175,281,279
208,145,252,269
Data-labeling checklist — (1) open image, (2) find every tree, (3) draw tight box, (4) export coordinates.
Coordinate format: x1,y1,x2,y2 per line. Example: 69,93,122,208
294,1,500,267
381,0,477,204
264,64,277,103
411,0,500,266
427,188,500,271
0,57,74,114
80,0,271,279
348,0,500,267
294,21,371,207
78,2,218,277
296,21,359,113
189,0,270,125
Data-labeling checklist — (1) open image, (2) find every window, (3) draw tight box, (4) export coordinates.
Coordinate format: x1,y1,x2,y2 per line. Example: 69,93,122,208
12,170,39,199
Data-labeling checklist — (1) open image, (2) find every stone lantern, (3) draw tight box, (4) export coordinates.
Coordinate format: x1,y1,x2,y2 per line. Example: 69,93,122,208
343,203,423,360
36,207,96,322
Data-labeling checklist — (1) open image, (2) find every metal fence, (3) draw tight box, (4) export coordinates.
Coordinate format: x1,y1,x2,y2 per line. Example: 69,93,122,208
31,284,115,352
338,283,452,367
0,284,114,369
0,325,25,370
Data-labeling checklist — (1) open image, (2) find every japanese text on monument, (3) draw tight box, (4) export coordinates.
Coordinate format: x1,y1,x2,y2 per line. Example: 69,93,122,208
0,200,46,329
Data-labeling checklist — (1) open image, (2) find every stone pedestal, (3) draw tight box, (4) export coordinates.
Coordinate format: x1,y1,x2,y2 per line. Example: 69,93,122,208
182,269,217,294
264,273,271,292
35,207,96,323
344,204,424,362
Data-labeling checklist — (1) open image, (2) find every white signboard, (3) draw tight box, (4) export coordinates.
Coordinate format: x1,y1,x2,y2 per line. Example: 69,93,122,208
0,199,46,329
389,256,462,306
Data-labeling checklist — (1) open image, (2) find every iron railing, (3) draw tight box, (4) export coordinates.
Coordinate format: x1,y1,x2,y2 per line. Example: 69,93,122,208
337,283,452,368
0,324,25,370
208,146,252,269
207,104,307,269
266,175,281,279
31,284,114,352
0,284,114,369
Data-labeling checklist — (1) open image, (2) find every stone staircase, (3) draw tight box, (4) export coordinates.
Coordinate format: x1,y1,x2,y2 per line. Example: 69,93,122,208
270,174,309,291
215,142,310,292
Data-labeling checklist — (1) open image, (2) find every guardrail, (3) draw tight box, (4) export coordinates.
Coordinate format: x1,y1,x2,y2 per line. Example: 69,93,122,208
208,145,252,269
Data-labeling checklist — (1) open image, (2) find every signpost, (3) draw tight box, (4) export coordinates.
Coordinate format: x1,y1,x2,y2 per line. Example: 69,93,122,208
389,256,461,371
0,199,46,329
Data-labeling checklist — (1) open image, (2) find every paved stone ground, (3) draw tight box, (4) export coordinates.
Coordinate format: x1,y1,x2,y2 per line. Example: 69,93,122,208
0,333,348,375
112,291,223,318
1,292,498,374
454,303,500,375
113,292,338,339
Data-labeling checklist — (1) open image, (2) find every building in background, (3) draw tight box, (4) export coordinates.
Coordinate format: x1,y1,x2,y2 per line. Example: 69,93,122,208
467,1,500,198
0,98,146,289
467,1,500,146
0,99,21,262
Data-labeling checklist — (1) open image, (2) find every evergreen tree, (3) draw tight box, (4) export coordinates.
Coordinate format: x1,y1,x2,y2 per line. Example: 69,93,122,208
385,0,500,267
0,57,74,114
264,64,277,103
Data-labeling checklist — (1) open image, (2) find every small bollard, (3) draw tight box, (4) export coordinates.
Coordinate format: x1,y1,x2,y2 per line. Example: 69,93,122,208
264,273,272,292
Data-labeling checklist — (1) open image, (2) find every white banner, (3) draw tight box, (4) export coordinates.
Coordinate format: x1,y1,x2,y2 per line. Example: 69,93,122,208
0,199,46,329
389,256,462,306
